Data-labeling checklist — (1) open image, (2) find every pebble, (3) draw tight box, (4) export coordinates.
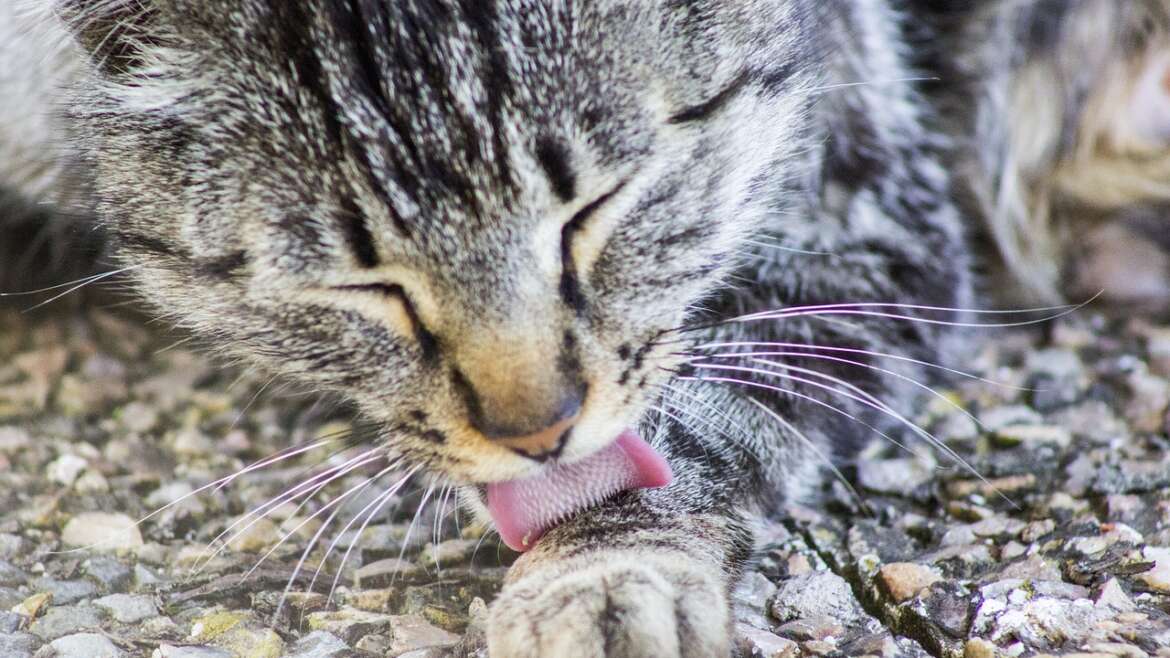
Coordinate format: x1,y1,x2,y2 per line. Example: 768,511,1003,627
0,561,26,588
81,557,132,592
284,630,351,658
1137,547,1170,593
33,578,98,606
49,632,123,658
354,558,420,588
770,572,864,626
993,424,1072,449
153,646,232,658
225,517,279,553
734,572,779,630
306,608,394,644
738,624,799,657
387,614,460,653
94,594,157,623
46,454,89,486
0,632,40,658
857,456,935,494
28,604,104,640
877,563,941,603
61,513,143,550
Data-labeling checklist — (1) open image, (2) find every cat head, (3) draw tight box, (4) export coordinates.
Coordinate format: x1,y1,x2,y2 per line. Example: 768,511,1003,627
60,0,814,484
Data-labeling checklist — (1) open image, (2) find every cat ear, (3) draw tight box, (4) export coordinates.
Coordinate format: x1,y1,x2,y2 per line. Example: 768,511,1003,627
55,0,168,77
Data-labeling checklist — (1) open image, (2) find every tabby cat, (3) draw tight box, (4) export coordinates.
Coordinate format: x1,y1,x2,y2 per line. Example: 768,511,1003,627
2,1,1166,656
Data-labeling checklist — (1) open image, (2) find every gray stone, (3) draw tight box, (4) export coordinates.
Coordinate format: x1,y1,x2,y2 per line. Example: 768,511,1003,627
737,624,798,657
0,560,26,587
354,558,421,588
32,578,98,606
0,611,24,633
858,457,935,495
49,632,123,658
93,594,157,624
81,557,132,591
734,572,778,630
307,608,394,644
0,534,29,560
28,605,103,640
60,513,143,550
387,614,460,654
770,572,864,625
0,632,40,658
285,631,351,658
152,645,232,658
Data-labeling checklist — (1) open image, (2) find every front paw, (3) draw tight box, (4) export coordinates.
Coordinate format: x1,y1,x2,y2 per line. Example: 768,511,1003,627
487,551,730,658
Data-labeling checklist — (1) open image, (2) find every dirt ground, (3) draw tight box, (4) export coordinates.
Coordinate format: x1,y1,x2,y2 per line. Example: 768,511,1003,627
1,303,1169,657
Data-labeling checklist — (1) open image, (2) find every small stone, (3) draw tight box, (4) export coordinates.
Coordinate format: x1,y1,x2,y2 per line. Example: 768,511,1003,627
80,557,132,592
980,405,1043,431
0,632,40,658
1135,546,1170,593
49,632,123,658
28,605,103,640
1020,520,1056,543
738,624,799,658
774,616,845,642
354,634,392,654
965,638,999,658
734,572,778,629
94,594,157,623
307,608,394,644
61,513,143,550
32,578,97,606
0,561,26,588
354,558,420,588
224,517,278,553
419,539,480,568
878,563,942,603
388,614,460,654
284,630,350,658
770,572,863,625
858,457,935,495
46,454,88,487
153,645,232,658
74,470,110,494
1094,579,1135,613
118,401,159,433
993,424,1071,449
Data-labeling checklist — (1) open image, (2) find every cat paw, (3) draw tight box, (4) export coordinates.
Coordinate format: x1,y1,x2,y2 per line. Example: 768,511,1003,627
487,552,730,658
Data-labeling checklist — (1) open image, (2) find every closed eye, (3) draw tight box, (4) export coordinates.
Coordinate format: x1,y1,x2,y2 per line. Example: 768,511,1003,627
667,71,750,124
334,283,438,358
559,180,628,312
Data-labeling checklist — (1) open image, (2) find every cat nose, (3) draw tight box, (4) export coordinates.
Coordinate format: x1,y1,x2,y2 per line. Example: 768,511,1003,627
458,374,586,461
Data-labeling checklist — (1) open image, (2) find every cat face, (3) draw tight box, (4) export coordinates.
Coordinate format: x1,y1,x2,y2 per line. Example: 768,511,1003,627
63,0,812,483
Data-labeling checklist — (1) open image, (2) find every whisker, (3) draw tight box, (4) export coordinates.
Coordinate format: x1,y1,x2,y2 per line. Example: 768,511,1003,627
687,341,1032,390
19,264,147,312
392,484,436,586
275,464,412,619
0,264,144,297
197,450,385,577
696,350,986,432
322,465,418,607
689,365,1016,508
745,397,870,514
241,456,394,582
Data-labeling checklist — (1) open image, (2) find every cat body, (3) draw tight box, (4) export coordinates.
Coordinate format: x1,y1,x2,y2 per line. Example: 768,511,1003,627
5,1,1159,656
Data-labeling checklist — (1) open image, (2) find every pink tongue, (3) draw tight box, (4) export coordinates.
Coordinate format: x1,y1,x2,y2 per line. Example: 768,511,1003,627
486,430,672,552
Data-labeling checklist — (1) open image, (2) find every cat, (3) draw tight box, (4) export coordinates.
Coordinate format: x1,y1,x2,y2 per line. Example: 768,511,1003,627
1,1,1164,656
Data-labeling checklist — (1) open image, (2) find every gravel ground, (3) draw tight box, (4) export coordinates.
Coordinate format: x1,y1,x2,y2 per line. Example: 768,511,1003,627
1,304,1169,658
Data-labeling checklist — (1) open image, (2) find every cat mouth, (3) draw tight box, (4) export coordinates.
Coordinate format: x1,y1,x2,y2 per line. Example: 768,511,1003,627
484,429,672,552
